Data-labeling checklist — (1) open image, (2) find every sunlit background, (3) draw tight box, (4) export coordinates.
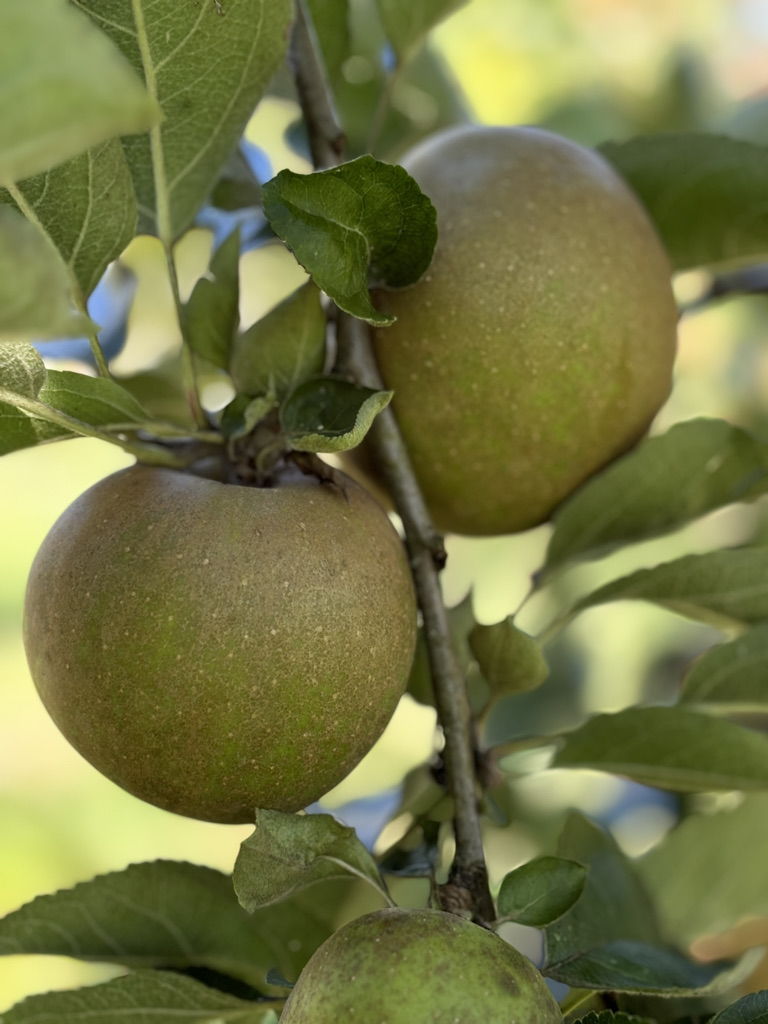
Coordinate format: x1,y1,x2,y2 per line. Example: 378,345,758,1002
4,0,768,1009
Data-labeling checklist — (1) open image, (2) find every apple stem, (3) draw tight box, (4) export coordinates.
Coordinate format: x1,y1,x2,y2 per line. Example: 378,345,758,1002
290,0,495,925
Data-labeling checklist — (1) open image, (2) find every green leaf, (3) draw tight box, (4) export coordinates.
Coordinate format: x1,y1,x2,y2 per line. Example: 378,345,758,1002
220,392,275,441
0,0,161,185
0,344,66,455
0,970,278,1023
406,628,433,706
230,282,327,399
0,206,95,339
233,809,387,912
78,0,293,240
115,354,196,429
40,370,151,427
544,815,745,995
546,814,660,964
263,156,437,324
329,15,470,161
209,146,263,212
638,794,768,946
0,860,347,990
679,625,768,712
544,419,768,579
497,856,587,926
280,377,393,453
0,367,157,456
375,0,468,63
468,619,548,697
306,0,350,84
600,133,768,271
548,941,751,997
1,139,137,300
552,706,768,792
184,230,241,370
711,990,768,1024
567,548,768,630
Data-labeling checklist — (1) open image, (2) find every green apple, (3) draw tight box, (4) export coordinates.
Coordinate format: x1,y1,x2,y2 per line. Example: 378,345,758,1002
362,125,678,536
23,465,416,823
280,906,564,1023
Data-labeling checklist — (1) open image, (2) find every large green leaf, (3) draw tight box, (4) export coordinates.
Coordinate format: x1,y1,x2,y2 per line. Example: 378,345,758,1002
679,625,768,712
0,207,94,339
1,139,137,300
1,970,278,1024
600,133,768,271
548,941,751,996
552,706,768,792
639,794,768,946
546,813,660,966
544,419,768,579
263,156,437,324
0,860,346,990
78,0,292,240
0,0,160,184
544,815,745,995
40,370,151,426
568,548,768,630
0,360,156,455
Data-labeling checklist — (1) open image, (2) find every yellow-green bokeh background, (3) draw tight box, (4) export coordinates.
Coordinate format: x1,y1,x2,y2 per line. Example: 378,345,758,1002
4,0,768,1009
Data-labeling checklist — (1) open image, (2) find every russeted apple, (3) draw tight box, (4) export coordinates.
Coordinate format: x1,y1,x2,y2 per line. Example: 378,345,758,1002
280,907,564,1023
349,125,678,536
23,465,416,823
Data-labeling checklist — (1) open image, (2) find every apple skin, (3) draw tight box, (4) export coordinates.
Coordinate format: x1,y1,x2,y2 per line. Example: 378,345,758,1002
280,907,564,1023
363,125,678,536
23,465,416,823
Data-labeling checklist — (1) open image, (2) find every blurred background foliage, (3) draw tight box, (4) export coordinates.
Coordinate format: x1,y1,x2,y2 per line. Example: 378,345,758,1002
4,0,768,1010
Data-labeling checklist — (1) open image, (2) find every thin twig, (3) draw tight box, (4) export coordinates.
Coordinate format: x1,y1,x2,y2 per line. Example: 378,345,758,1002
291,0,494,923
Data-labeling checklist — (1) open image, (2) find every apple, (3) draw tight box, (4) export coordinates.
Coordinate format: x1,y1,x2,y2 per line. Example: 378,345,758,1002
280,906,564,1023
22,465,416,823
358,125,678,536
